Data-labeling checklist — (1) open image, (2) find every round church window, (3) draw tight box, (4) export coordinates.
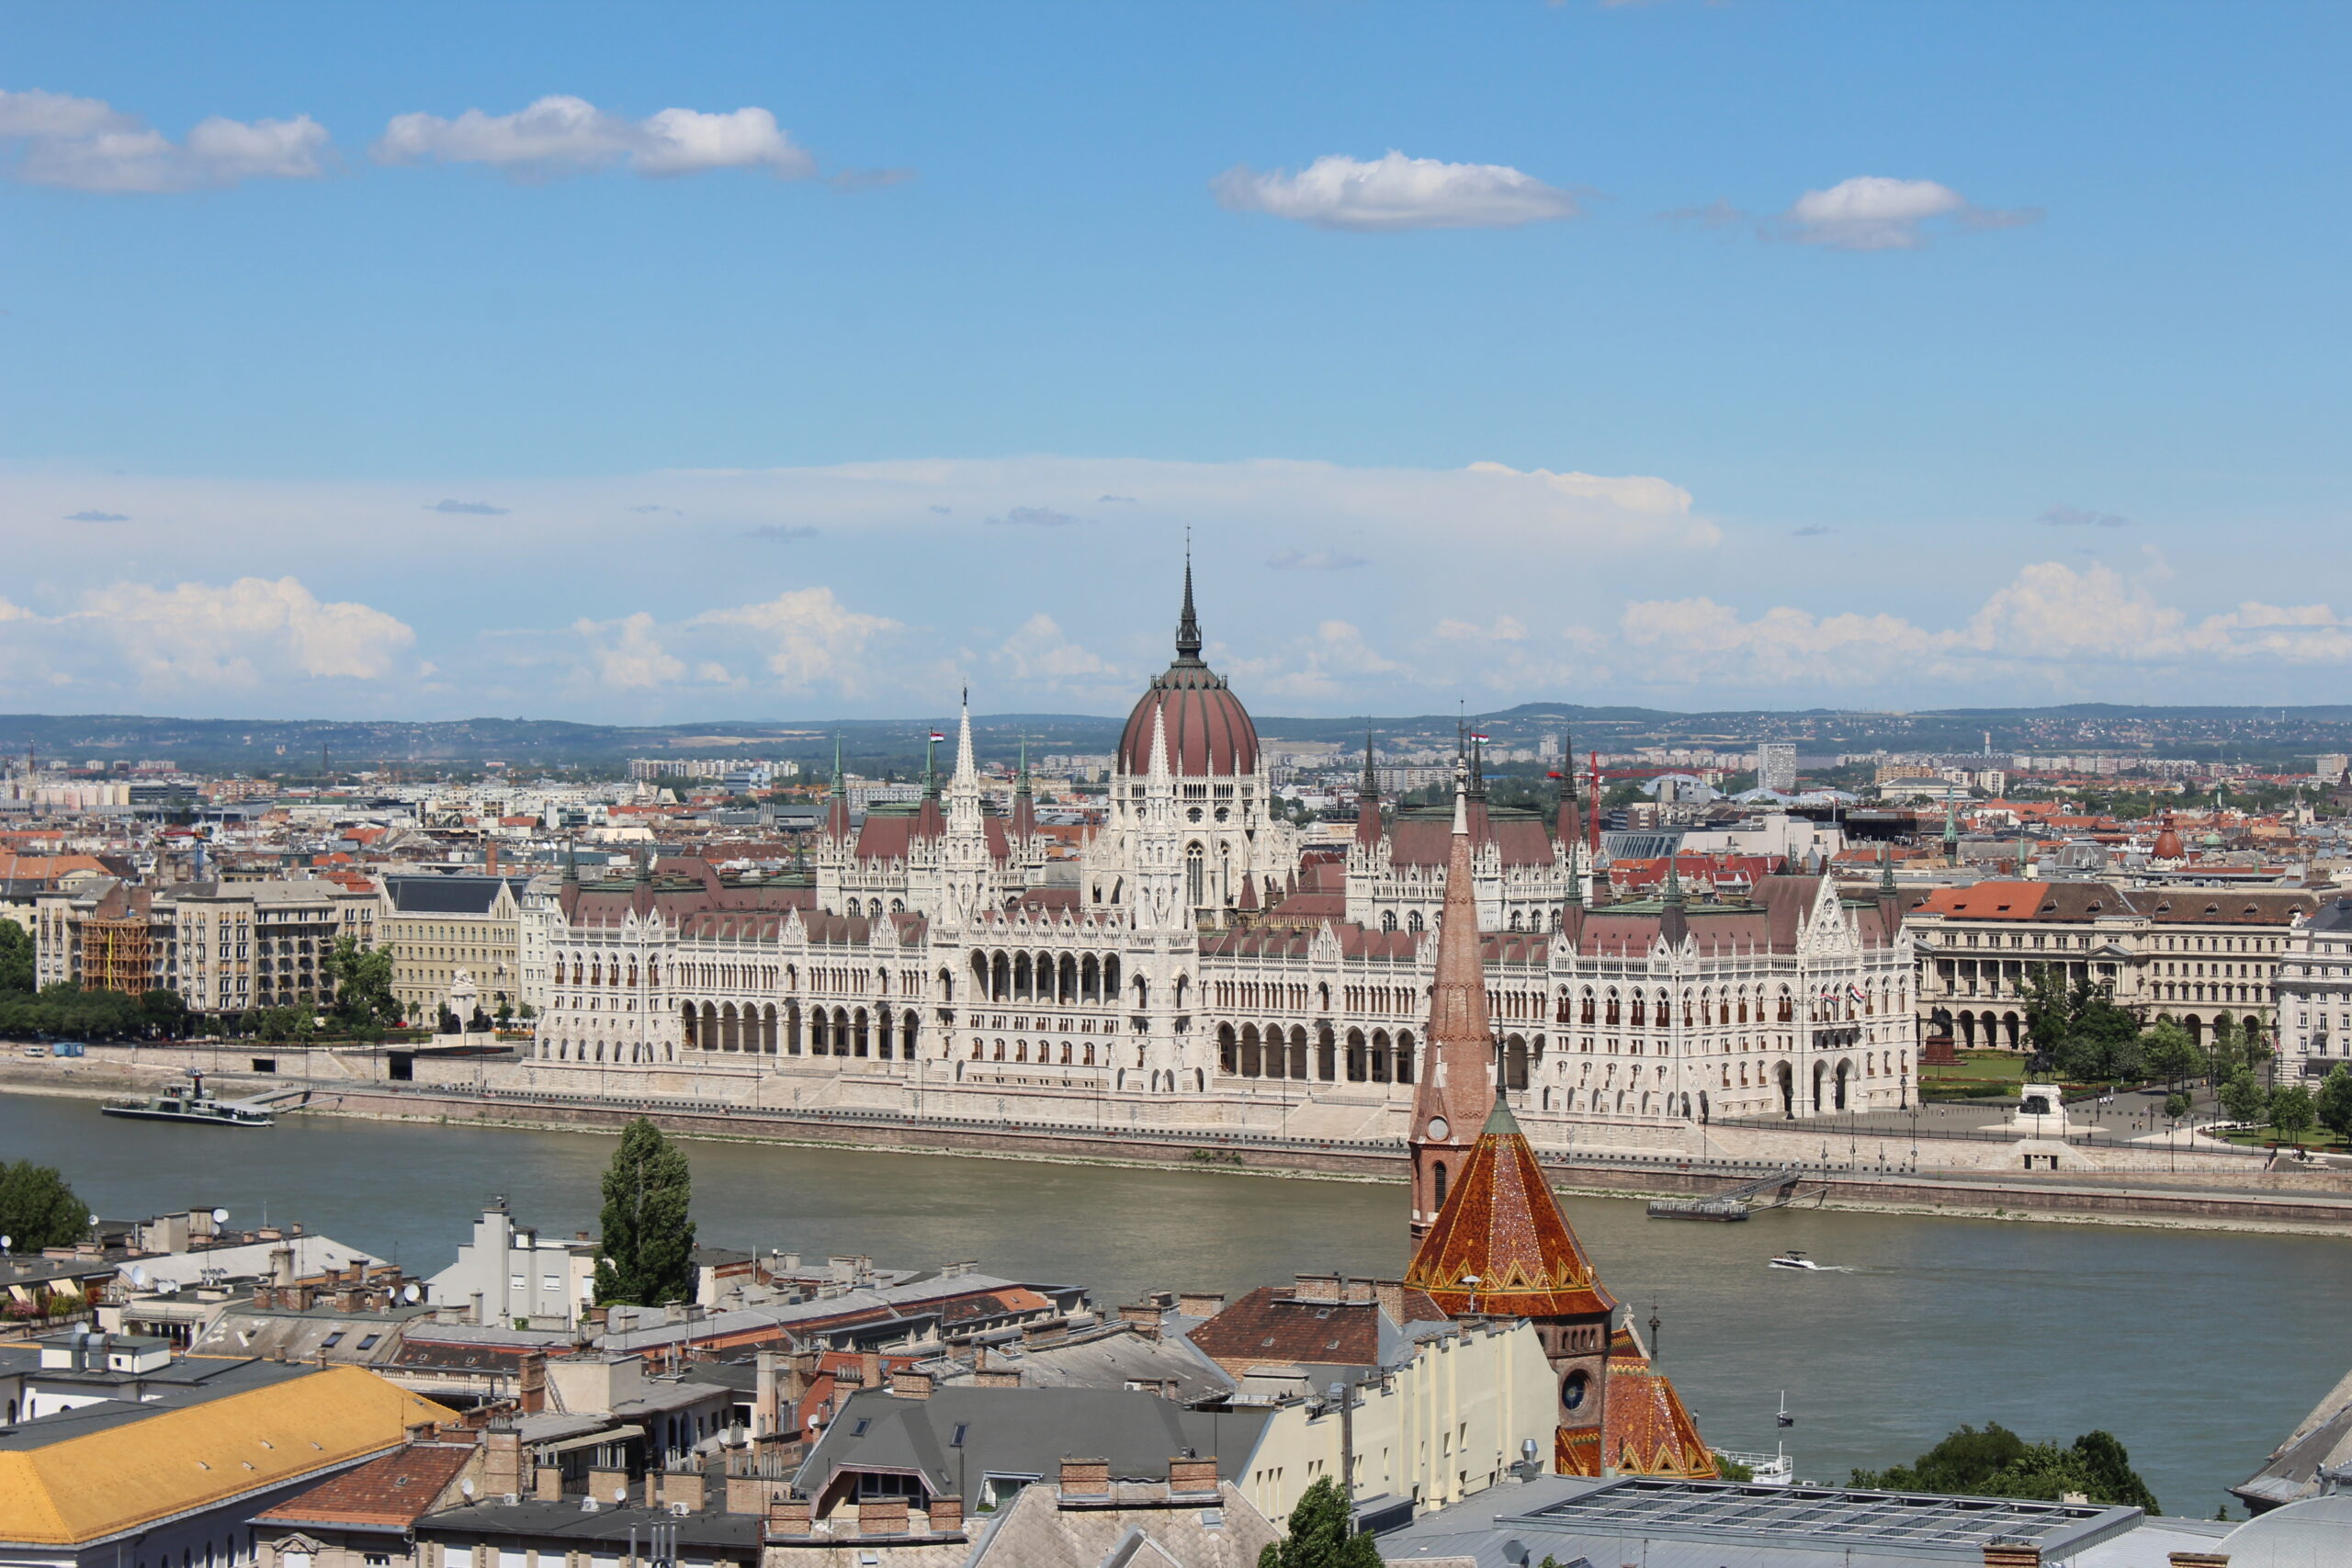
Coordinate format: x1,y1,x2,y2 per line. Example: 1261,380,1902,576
1427,1116,1449,1141
1562,1371,1589,1411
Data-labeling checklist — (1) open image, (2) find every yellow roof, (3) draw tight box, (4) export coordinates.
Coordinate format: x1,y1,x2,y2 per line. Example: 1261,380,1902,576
0,1364,458,1546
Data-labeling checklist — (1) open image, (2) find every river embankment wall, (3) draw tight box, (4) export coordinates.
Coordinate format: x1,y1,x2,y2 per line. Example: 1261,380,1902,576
12,1044,2352,1236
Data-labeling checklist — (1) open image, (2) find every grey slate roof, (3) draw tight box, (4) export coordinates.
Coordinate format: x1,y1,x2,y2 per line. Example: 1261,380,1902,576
382,874,532,914
1375,1474,2161,1568
792,1386,1271,1501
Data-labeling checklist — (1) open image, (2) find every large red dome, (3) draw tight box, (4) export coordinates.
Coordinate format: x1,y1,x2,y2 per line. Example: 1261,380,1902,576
1115,560,1261,778
1119,663,1260,777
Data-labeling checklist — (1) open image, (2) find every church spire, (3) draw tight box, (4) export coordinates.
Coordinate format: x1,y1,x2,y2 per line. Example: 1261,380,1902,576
1175,540,1204,664
1409,756,1499,1240
951,688,977,788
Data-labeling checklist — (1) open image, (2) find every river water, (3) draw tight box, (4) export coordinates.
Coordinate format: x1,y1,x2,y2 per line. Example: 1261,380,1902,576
4,1090,2338,1517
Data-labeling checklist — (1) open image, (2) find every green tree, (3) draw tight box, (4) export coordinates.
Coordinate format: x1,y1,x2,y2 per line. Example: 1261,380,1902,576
1257,1476,1379,1568
2163,1091,2191,1121
2022,966,2073,1071
1851,1422,2158,1513
2317,1065,2352,1139
2269,1084,2318,1141
593,1117,696,1306
2219,1068,2267,1125
322,937,401,1027
2209,1014,2245,1081
2142,1019,2201,1089
0,1160,92,1251
138,987,188,1038
0,921,34,995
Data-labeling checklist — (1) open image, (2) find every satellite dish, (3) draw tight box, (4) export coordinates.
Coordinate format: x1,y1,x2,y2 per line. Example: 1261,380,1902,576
460,1478,476,1499
130,1266,149,1289
1,1235,12,1251
611,1484,627,1504
211,1208,229,1225
403,1283,422,1303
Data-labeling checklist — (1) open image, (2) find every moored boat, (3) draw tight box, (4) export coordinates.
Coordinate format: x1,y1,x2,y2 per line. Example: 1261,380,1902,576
102,1073,275,1128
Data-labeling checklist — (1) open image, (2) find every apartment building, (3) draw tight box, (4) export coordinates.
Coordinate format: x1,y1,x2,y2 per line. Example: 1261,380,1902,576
2276,893,2352,1081
1907,879,2320,1050
33,875,379,1014
379,874,530,1023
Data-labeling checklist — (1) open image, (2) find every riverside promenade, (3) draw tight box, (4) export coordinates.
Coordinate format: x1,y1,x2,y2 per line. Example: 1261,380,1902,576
13,1043,2351,1235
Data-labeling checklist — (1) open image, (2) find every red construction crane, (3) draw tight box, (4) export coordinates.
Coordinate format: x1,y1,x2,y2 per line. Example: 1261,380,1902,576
1552,751,1733,854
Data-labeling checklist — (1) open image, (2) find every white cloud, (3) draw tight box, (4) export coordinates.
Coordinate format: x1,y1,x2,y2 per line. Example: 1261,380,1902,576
372,96,813,180
1777,175,2039,251
992,614,1119,683
573,612,686,690
689,587,899,690
0,577,416,689
1611,561,2352,692
1225,620,1407,700
1433,615,1529,642
1213,151,1580,232
0,88,328,192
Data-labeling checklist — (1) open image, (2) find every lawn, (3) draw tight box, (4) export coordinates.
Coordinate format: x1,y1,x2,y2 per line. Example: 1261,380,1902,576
1934,1051,2027,1083
1920,1050,2028,1100
2204,1125,2350,1151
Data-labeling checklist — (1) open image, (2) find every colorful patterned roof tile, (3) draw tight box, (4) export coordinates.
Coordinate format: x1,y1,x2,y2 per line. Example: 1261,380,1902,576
1404,1100,1616,1321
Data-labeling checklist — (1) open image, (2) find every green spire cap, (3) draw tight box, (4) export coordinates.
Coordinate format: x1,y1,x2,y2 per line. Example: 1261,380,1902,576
1481,1096,1522,1137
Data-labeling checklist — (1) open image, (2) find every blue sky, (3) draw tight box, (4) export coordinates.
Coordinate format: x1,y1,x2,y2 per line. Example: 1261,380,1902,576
3,1,2347,722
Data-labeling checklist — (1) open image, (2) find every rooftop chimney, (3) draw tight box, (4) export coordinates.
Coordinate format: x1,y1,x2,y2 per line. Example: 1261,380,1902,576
1059,1458,1112,1498
1176,1292,1225,1317
891,1370,933,1401
1168,1456,1220,1495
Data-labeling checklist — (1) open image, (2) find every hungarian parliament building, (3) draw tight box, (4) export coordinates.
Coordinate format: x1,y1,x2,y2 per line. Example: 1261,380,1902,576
523,570,1918,1151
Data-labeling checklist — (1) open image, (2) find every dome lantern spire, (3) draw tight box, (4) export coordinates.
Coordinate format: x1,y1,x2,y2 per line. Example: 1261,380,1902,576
1175,537,1204,664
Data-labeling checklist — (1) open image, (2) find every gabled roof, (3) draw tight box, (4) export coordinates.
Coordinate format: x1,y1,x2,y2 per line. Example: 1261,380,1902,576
791,1386,1270,1501
1404,1101,1615,1321
1569,1334,1717,1481
1387,807,1558,869
254,1441,476,1531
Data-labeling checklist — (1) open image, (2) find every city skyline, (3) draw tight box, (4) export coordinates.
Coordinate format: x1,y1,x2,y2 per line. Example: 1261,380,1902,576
5,3,2348,719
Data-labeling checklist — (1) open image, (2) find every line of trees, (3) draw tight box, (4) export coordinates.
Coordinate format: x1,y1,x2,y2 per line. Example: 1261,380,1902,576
2022,966,2275,1095
1851,1421,2161,1513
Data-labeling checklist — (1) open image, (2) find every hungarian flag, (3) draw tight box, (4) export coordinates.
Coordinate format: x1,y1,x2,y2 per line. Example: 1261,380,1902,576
1470,732,1491,743
1545,772,1565,780
930,730,946,742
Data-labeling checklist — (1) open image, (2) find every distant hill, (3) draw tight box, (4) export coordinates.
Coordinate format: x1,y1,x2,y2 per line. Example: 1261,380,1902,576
3,702,2348,777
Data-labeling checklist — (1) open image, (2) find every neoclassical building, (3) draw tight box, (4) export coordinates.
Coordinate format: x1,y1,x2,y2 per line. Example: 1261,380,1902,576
525,570,1917,1148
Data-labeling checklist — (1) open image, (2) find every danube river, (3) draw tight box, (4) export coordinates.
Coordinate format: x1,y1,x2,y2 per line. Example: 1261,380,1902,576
7,1090,2340,1516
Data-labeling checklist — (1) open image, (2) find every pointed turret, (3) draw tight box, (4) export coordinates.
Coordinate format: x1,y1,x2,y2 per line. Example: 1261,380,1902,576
1408,759,1499,1240
1658,853,1688,946
1404,1096,1720,1480
1555,728,1582,854
823,733,853,842
1009,735,1038,843
1407,1097,1614,1319
951,689,978,791
1354,727,1383,847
